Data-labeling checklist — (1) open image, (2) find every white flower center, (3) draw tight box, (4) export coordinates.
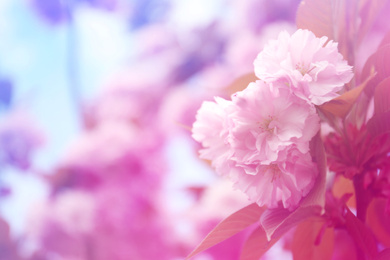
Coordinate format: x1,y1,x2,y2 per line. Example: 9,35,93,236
258,115,276,133
267,164,281,182
295,62,314,76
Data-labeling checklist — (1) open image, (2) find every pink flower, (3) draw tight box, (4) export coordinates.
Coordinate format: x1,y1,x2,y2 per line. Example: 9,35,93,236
254,29,353,105
230,81,320,165
192,81,320,209
27,183,179,260
233,147,317,209
192,96,234,174
51,122,166,193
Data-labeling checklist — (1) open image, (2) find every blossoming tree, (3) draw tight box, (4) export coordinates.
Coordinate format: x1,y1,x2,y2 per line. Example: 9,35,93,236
189,0,390,259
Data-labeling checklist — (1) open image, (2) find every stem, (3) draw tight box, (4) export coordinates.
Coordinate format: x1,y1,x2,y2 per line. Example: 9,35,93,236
353,173,372,222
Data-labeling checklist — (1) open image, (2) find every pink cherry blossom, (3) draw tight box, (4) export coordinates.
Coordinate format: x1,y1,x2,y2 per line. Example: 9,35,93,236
229,81,320,165
192,96,234,174
233,147,317,209
192,80,320,209
254,29,353,105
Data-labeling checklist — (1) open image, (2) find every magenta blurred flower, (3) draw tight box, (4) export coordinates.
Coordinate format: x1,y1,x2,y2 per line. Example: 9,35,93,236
51,122,165,192
224,23,296,77
92,183,177,260
27,183,178,260
0,110,44,170
0,217,23,260
254,29,353,105
83,66,170,130
157,86,212,137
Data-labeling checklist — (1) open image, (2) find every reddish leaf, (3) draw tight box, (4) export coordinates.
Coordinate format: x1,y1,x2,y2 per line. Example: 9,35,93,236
296,0,338,39
374,77,390,114
344,207,378,259
375,248,390,260
260,133,327,240
261,205,322,241
361,45,390,97
239,225,280,260
332,175,356,209
296,0,357,62
332,229,358,260
186,203,265,259
366,198,390,247
357,0,389,44
378,31,390,49
225,73,257,96
303,132,328,209
292,218,334,260
369,46,390,80
366,110,390,138
319,76,371,118
367,77,390,136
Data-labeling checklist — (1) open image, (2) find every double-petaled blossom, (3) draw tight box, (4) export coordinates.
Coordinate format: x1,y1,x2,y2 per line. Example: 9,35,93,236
254,29,353,105
193,80,320,209
233,147,317,209
192,96,234,175
229,81,320,165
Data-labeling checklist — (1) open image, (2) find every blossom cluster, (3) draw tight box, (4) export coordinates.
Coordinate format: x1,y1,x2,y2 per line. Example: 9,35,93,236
193,29,353,209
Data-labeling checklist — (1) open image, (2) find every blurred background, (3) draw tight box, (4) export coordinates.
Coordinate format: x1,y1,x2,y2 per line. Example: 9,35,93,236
0,0,300,259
